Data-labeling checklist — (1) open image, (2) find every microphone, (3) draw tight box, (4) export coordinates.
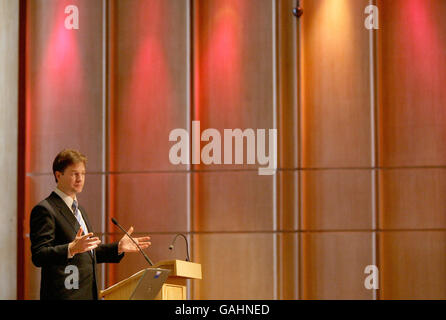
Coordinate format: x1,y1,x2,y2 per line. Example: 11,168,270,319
169,233,190,262
111,218,153,266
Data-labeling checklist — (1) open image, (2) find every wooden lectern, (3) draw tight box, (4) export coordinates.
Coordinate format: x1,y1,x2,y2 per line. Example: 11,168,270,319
100,260,202,300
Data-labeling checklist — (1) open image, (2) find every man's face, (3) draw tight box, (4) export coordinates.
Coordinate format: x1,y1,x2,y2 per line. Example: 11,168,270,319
56,162,86,197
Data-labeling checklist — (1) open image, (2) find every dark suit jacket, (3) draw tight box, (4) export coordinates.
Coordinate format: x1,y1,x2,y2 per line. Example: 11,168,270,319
30,192,124,300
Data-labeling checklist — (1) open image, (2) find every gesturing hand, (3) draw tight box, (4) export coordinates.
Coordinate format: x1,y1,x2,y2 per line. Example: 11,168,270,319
118,226,151,254
68,228,101,256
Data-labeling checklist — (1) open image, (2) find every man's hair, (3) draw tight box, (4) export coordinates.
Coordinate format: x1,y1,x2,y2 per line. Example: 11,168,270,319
52,149,87,183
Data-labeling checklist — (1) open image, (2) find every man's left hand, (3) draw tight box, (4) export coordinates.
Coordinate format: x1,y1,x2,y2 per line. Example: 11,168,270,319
118,226,151,254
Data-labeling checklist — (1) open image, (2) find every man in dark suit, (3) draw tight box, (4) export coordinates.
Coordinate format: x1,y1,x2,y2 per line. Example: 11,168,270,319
30,149,151,300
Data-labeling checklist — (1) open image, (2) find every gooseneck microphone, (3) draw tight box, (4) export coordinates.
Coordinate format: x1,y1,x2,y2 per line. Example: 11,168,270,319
169,233,190,262
111,218,153,266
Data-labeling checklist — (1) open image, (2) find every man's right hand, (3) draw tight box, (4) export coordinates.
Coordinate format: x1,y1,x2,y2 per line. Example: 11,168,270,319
68,228,101,256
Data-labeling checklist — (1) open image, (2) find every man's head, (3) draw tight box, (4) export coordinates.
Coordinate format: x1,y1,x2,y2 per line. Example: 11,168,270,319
52,149,87,197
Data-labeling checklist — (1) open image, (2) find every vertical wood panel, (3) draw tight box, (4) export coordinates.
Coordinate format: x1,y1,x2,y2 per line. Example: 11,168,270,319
194,0,274,171
380,231,446,299
378,0,446,167
107,0,189,286
110,173,189,232
379,169,446,229
109,0,189,172
192,233,275,299
301,0,372,168
302,170,373,230
376,0,446,300
26,0,104,173
301,232,374,299
23,237,40,300
278,232,299,299
195,171,274,232
278,0,298,169
278,171,298,231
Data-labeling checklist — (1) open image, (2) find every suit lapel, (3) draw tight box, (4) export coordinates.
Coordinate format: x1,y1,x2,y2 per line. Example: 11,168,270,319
49,192,95,261
49,192,80,235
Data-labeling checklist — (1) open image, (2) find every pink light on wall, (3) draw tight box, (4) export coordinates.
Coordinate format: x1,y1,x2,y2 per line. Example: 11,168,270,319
111,0,174,172
26,0,85,174
405,0,440,49
200,0,243,114
400,0,442,83
41,1,83,98
32,0,85,160
377,0,446,167
124,1,173,119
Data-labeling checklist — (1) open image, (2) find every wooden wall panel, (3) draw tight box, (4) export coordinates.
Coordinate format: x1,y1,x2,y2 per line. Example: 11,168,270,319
110,173,189,232
278,171,298,231
379,169,446,229
192,233,275,299
300,0,372,168
301,170,373,230
26,0,104,173
380,231,446,299
24,177,54,299
278,232,299,299
194,171,274,232
194,0,275,171
23,237,40,300
277,1,299,300
378,0,446,167
109,0,189,172
301,232,374,299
